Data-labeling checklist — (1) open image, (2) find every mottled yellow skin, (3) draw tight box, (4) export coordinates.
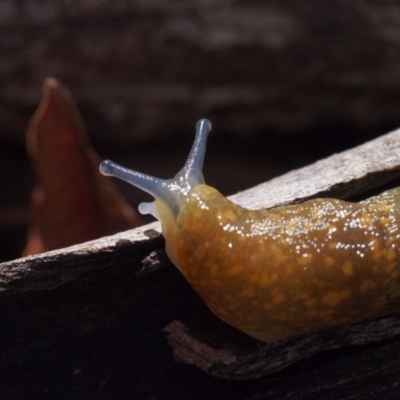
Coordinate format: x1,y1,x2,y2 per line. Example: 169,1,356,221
160,184,400,342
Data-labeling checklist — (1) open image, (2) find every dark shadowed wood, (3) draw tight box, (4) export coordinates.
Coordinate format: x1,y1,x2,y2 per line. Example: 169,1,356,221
1,128,400,398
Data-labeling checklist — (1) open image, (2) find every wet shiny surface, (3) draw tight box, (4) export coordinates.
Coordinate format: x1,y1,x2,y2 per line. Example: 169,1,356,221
169,185,400,341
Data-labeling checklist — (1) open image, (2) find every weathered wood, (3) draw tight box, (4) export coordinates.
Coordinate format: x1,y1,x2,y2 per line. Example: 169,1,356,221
232,126,400,209
2,127,400,294
0,128,400,398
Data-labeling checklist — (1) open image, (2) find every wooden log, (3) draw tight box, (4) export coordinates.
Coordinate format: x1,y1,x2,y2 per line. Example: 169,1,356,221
0,127,400,398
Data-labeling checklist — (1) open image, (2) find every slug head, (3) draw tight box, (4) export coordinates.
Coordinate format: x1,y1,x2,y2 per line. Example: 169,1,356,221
99,119,212,259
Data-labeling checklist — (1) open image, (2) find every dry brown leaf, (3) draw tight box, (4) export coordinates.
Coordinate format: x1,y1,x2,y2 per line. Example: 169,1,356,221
23,77,142,256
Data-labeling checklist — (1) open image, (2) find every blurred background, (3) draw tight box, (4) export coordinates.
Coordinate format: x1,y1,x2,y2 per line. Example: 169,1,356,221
1,0,400,261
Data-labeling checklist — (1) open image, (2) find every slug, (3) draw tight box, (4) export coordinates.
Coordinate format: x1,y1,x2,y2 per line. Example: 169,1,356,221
100,119,400,343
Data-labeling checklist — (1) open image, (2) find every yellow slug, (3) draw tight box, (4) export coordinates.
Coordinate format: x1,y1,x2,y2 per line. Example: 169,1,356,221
100,119,400,343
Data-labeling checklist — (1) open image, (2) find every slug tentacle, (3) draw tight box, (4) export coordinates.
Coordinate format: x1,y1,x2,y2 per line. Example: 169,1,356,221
99,119,211,219
99,161,164,199
180,118,211,187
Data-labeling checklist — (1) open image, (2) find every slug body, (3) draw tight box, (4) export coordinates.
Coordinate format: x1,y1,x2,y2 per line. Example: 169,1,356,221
100,120,400,342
